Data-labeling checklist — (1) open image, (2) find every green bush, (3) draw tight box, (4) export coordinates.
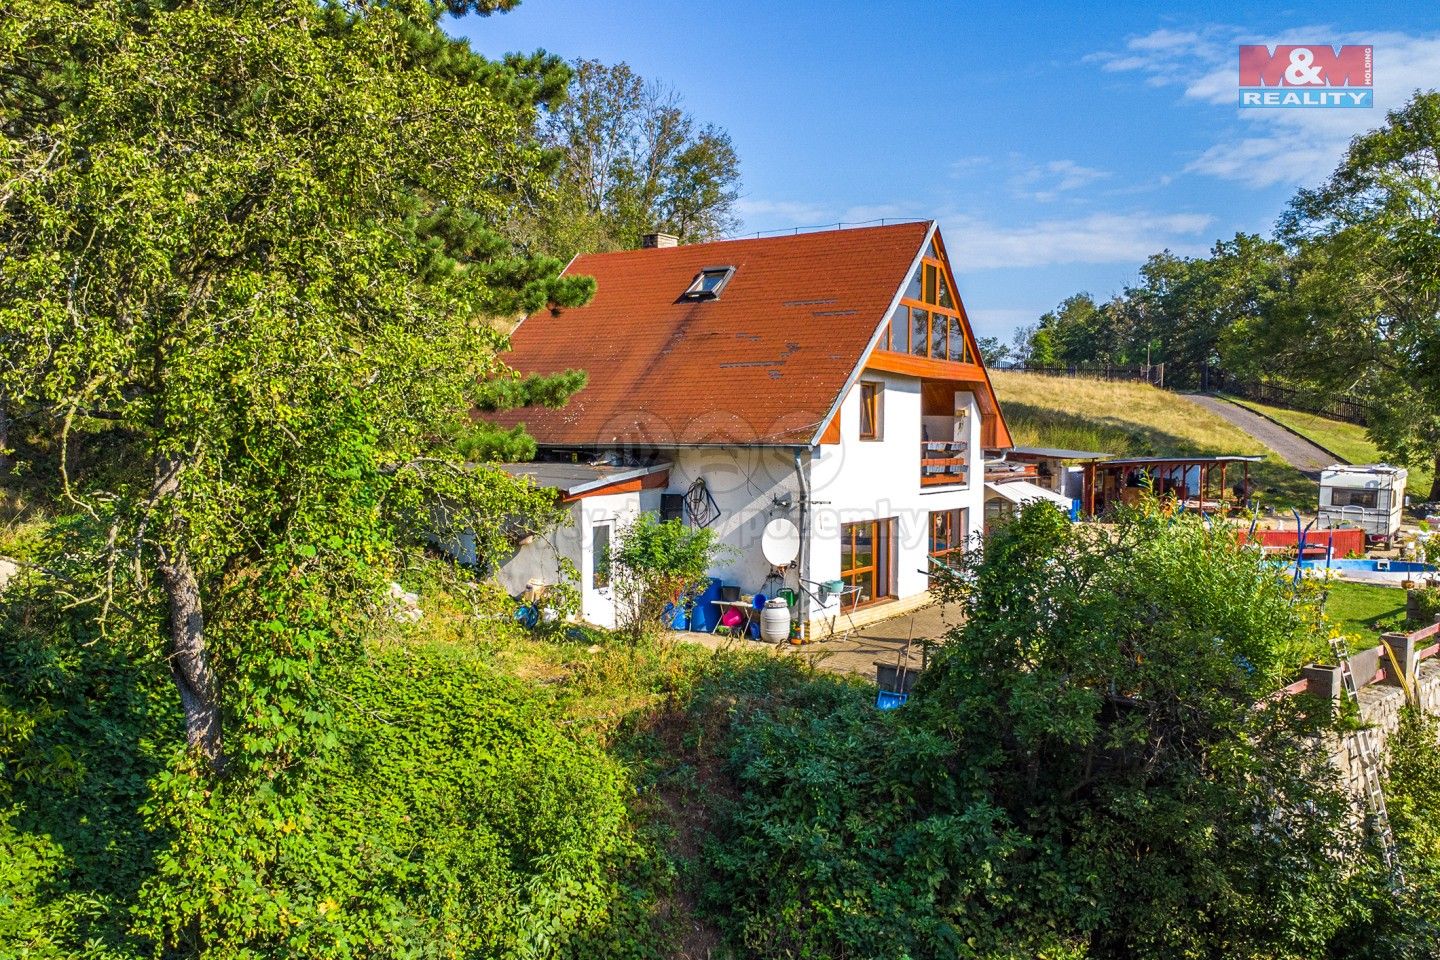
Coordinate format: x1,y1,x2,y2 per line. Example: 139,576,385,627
608,514,723,642
1407,587,1440,628
1336,708,1440,959
0,577,175,959
703,690,1047,959
692,503,1368,959
133,643,642,958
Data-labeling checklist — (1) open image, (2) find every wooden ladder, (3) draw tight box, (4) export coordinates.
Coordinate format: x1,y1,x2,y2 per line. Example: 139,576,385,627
1329,634,1402,883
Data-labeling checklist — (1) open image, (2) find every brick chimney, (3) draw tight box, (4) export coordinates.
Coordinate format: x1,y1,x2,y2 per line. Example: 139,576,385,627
641,232,679,249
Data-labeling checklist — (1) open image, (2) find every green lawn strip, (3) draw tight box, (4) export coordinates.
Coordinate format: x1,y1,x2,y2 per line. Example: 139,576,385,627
1225,395,1434,494
1321,579,1407,643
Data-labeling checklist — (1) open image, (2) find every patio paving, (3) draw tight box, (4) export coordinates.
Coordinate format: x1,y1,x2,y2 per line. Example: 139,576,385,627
675,601,962,681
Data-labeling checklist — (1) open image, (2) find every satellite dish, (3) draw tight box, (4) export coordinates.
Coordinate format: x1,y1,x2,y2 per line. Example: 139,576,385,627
762,518,800,566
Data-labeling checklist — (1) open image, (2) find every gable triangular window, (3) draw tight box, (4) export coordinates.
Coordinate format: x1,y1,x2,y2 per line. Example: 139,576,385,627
882,242,972,364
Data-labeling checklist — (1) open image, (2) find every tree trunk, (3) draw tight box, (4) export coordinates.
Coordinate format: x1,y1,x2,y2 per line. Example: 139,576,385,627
0,393,10,479
153,457,223,769
1430,451,1440,503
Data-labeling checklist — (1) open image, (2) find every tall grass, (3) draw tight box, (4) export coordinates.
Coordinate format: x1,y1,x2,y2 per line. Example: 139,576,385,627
0,487,48,560
991,372,1314,509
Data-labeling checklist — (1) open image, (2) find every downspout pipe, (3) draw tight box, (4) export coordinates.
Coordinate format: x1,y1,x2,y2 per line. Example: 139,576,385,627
793,447,810,642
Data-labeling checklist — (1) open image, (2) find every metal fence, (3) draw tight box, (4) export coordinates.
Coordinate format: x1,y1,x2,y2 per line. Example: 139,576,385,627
1217,377,1370,426
995,363,1165,385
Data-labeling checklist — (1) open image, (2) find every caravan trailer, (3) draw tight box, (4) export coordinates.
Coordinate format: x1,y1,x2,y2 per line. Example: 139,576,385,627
1318,464,1407,540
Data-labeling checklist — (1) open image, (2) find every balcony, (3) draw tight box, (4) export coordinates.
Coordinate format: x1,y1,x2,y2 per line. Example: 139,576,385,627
920,440,968,487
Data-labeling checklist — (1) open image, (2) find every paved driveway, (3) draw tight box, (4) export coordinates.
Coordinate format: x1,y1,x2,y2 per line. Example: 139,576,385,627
1183,394,1336,476
678,602,961,680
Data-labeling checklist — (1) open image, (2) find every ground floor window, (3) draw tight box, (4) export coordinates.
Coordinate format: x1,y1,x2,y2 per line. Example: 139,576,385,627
984,497,1014,534
840,518,895,606
928,508,967,568
591,522,612,590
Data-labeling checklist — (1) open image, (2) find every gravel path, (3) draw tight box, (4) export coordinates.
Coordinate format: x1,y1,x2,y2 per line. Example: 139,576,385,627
1183,394,1336,476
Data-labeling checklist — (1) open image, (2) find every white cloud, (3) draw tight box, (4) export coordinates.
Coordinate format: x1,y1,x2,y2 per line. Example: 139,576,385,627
732,197,831,225
732,198,917,233
1017,159,1111,201
735,196,1212,273
948,155,992,178
942,211,1214,270
1091,26,1440,189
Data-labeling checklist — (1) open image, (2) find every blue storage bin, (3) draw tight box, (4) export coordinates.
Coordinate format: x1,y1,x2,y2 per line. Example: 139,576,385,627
689,577,723,632
664,600,689,630
876,690,909,710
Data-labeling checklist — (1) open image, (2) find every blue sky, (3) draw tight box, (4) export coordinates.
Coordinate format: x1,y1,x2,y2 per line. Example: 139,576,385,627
452,1,1440,343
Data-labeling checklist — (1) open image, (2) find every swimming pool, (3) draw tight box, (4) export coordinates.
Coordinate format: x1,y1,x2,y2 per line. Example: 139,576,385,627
1295,558,1435,573
1288,557,1436,584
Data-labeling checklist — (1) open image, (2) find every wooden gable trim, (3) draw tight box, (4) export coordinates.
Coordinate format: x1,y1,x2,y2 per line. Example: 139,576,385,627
931,229,1012,448
561,469,669,502
866,352,989,382
804,222,938,448
802,221,1014,451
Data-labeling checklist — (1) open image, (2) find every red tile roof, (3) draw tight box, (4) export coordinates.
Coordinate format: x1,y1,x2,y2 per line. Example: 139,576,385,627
494,222,929,447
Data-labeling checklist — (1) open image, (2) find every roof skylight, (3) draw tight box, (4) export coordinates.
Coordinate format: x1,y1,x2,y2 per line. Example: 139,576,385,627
682,266,735,300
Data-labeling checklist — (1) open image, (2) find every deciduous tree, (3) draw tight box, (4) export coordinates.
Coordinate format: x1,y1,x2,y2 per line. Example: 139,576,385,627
517,58,742,255
0,0,590,770
1245,92,1440,498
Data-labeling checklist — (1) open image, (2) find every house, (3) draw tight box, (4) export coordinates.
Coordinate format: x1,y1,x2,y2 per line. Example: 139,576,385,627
488,221,1011,637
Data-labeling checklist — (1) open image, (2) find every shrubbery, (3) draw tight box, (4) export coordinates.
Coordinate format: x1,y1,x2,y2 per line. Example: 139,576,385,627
1,581,651,958
134,643,639,958
0,576,175,958
5,503,1439,959
696,504,1389,959
607,515,723,642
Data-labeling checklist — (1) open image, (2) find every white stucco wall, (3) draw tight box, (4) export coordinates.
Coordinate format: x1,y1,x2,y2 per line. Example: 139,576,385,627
496,503,582,596
497,490,648,629
665,446,804,592
808,373,985,623
496,374,987,633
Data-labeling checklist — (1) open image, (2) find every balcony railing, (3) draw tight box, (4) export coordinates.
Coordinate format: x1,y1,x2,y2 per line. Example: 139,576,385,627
920,440,968,487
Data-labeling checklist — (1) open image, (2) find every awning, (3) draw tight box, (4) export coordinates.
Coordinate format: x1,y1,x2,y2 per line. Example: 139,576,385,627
985,480,1073,510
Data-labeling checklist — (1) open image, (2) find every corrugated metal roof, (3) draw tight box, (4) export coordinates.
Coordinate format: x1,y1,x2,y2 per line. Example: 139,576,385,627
986,480,1073,508
1007,445,1113,460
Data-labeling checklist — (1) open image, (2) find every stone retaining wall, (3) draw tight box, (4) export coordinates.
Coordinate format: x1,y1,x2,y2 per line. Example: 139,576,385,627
1332,660,1440,804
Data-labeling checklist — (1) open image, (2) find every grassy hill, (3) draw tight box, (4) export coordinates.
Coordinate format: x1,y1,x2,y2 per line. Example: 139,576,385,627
989,371,1313,509
1225,395,1435,498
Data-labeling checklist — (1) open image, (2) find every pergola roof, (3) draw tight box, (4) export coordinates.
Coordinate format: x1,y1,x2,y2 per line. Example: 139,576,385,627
1007,445,1113,461
1096,455,1263,468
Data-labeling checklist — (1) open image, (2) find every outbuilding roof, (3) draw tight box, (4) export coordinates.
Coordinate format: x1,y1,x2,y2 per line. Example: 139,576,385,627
496,460,670,498
1097,455,1263,467
490,222,1007,448
1007,445,1113,461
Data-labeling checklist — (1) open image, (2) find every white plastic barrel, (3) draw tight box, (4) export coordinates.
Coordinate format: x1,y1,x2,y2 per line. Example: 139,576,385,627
760,597,791,642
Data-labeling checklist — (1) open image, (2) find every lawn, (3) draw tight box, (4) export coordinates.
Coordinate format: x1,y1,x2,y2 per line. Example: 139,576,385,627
1320,579,1407,643
1225,395,1435,497
989,372,1313,510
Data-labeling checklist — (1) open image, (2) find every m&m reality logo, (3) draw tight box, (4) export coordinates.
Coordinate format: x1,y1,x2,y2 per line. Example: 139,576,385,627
1238,44,1373,108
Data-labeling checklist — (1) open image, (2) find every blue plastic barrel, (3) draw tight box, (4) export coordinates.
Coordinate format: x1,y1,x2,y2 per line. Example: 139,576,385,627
688,577,723,632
